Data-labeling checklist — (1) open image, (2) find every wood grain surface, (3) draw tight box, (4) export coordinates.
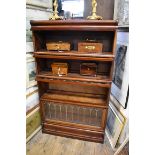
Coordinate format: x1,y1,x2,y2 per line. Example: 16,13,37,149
27,130,114,155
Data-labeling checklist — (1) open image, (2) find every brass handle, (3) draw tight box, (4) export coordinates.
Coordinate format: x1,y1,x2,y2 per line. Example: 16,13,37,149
55,44,60,50
58,67,60,75
85,46,95,50
58,67,62,76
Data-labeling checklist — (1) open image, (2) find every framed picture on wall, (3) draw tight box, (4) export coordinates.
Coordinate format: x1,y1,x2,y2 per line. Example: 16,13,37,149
26,85,38,97
26,0,51,8
26,89,39,112
26,105,41,142
111,42,129,109
113,0,129,26
26,53,37,88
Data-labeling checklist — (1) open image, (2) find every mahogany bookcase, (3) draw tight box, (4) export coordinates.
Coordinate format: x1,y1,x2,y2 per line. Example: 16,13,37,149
30,20,118,143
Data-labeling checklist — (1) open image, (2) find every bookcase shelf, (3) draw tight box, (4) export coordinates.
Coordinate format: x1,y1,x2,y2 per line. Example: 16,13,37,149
38,71,111,83
34,51,114,61
34,51,114,58
36,71,111,87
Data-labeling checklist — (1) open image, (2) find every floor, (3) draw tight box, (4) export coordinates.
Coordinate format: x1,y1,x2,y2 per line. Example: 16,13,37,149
27,130,128,155
117,142,129,155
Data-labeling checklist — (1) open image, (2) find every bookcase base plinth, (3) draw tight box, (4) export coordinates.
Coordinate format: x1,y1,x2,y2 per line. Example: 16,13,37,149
42,123,104,143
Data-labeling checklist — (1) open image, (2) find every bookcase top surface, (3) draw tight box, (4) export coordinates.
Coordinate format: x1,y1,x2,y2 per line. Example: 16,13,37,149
30,20,118,31
30,19,118,26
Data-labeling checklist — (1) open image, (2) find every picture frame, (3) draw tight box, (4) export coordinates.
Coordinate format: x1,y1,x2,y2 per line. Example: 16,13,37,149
26,0,51,9
26,105,41,142
109,94,129,146
26,88,39,112
111,41,129,109
26,42,34,53
113,0,129,26
26,53,37,88
106,101,125,150
26,85,38,97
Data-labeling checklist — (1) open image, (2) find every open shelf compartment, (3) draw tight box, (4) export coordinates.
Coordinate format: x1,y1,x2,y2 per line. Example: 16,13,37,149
36,58,113,85
33,30,115,55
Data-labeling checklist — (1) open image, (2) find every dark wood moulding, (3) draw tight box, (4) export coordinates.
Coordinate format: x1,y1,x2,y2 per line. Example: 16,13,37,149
36,71,111,87
30,20,118,31
34,51,115,58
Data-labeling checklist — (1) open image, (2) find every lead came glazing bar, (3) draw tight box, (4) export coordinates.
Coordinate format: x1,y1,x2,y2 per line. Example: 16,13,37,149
54,104,56,119
95,109,98,126
65,105,67,121
48,103,51,119
89,108,92,125
60,104,62,120
77,107,80,122
71,106,74,122
83,107,86,123
49,103,52,119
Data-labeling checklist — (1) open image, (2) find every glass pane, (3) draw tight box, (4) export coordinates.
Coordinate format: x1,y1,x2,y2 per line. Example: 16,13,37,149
44,101,103,127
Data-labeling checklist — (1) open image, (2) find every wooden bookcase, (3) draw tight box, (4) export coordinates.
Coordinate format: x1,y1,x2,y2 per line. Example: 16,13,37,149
30,20,118,143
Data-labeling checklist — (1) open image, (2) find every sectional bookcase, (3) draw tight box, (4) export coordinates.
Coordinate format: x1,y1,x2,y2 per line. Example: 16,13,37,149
30,20,118,143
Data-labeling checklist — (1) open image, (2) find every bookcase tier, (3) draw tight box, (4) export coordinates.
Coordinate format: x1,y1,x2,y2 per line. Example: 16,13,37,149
40,90,108,143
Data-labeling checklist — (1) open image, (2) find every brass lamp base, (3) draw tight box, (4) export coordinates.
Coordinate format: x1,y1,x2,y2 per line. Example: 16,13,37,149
87,0,103,20
87,14,103,20
49,0,63,20
49,14,63,20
